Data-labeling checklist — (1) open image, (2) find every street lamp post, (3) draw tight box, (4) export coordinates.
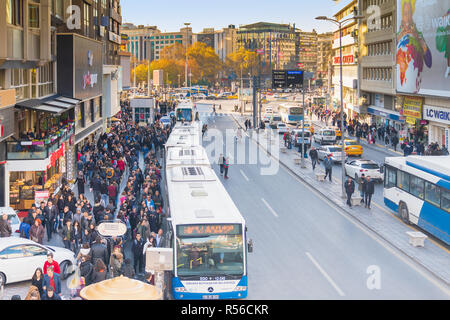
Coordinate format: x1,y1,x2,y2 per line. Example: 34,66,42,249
184,22,191,92
316,14,363,199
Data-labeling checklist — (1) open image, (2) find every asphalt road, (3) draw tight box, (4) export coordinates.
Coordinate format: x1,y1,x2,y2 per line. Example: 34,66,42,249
198,104,449,300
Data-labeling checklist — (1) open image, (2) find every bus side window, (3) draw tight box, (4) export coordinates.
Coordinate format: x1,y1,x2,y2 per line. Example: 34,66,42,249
425,182,441,208
397,171,410,192
441,188,450,213
385,166,397,188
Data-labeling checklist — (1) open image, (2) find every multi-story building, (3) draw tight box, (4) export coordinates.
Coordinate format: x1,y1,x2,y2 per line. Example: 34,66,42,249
296,30,318,81
359,0,401,130
0,0,81,208
193,25,237,62
331,0,360,120
317,32,333,91
122,24,192,62
236,22,298,78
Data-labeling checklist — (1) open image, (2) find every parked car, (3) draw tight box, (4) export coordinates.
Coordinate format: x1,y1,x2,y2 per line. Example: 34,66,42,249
297,122,314,135
0,207,20,237
314,128,337,145
345,159,384,182
205,95,217,100
0,237,77,285
343,139,363,157
217,92,233,99
317,145,348,163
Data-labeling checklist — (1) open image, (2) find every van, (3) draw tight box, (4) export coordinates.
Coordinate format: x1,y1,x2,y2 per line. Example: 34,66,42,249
314,127,337,145
291,129,311,147
269,113,282,128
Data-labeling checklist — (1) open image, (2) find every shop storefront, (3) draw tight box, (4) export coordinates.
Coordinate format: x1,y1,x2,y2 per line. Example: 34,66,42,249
366,105,405,131
7,143,65,210
423,105,450,148
401,96,427,142
0,89,16,207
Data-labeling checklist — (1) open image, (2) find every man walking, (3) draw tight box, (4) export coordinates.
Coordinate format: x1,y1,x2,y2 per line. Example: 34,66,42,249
218,154,225,176
344,177,355,208
132,233,145,274
357,174,366,204
0,214,12,237
364,176,375,209
309,146,319,171
323,154,333,182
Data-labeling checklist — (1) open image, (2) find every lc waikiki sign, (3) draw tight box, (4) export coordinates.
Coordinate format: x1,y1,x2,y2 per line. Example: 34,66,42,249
424,105,450,125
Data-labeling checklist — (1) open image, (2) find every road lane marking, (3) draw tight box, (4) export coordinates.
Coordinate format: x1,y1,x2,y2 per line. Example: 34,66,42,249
306,252,346,297
261,198,279,218
240,169,250,182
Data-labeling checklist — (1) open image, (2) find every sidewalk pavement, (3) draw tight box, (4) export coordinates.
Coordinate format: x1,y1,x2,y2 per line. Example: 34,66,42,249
231,113,450,286
310,114,404,157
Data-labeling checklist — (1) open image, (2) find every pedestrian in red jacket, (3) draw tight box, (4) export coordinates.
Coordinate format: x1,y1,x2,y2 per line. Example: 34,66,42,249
43,252,61,275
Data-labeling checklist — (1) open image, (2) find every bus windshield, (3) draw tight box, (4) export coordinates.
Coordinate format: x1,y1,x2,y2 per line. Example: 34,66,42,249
289,107,302,115
176,109,193,122
272,116,282,121
176,224,244,277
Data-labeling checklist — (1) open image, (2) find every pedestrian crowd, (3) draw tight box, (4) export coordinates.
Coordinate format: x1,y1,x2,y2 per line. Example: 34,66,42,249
2,98,171,300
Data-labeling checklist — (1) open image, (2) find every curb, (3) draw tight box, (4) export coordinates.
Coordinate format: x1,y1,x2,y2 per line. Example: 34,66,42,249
230,113,450,286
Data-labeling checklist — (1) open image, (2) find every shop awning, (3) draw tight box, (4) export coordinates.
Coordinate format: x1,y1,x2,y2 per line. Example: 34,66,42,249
366,105,404,122
15,95,78,114
54,96,80,105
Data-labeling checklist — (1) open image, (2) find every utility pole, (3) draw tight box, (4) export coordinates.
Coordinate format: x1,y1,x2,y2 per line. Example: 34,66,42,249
252,75,257,132
147,59,151,97
301,86,306,168
184,22,190,89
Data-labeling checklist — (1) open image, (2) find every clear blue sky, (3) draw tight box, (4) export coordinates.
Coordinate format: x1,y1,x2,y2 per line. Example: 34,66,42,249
121,0,349,34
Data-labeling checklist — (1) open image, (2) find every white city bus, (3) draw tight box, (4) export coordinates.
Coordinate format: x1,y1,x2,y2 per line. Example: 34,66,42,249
384,156,450,245
279,104,303,125
165,146,210,169
166,165,252,299
175,100,196,123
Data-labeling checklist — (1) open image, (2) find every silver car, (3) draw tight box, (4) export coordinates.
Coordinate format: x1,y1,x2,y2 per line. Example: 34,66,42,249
317,145,348,163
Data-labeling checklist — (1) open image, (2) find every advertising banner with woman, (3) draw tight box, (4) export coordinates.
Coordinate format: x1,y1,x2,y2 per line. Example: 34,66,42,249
396,0,450,97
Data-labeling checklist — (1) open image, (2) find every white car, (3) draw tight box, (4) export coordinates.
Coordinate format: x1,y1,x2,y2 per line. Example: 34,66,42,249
159,116,172,128
0,237,77,285
217,92,233,99
317,145,348,163
291,129,312,147
0,207,20,237
345,159,384,182
276,123,289,134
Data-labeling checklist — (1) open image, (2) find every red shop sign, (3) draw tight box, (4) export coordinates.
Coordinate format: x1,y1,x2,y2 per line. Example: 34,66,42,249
48,144,65,169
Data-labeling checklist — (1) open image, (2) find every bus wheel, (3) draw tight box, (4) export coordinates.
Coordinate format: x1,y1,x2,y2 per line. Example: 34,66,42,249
398,202,410,224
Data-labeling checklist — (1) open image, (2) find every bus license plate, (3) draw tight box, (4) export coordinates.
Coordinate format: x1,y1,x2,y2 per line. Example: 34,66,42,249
202,295,219,300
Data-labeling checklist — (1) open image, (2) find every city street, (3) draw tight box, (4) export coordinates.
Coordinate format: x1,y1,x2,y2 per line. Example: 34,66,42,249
198,103,450,299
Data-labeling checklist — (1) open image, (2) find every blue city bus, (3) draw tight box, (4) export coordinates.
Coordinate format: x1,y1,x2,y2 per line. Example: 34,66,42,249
384,156,450,244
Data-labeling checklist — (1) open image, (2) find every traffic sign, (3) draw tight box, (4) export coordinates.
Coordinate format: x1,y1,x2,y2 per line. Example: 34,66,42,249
272,70,304,89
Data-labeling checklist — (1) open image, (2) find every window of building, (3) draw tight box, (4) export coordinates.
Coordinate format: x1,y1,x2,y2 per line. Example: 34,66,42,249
37,63,54,97
7,0,23,26
83,3,90,37
28,1,39,28
11,69,29,101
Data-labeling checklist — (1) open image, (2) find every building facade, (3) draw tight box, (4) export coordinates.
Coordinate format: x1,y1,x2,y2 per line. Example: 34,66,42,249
193,25,237,62
331,0,361,120
317,32,333,91
296,30,318,81
236,22,298,77
122,24,192,62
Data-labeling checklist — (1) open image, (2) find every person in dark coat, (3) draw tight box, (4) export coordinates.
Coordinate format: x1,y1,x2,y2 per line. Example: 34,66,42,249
364,176,375,209
90,236,109,267
121,259,135,278
344,177,356,208
309,147,319,171
30,219,45,244
76,171,86,196
44,201,58,240
79,254,93,281
91,259,108,283
41,286,61,300
31,267,44,297
132,233,145,274
0,214,12,238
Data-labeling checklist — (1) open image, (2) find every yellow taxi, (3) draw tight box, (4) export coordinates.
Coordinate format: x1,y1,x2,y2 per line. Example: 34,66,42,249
343,139,363,156
297,122,314,135
331,126,342,139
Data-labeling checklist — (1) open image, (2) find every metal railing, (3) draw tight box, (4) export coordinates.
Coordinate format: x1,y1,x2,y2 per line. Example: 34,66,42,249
6,125,75,161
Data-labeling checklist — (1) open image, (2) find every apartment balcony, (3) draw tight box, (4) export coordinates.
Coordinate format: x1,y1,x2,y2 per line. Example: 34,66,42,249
6,123,74,161
362,27,394,45
360,79,395,96
6,26,23,60
360,55,394,68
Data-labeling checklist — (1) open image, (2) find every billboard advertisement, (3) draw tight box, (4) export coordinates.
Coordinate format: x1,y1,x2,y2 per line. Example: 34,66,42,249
74,36,103,100
396,0,450,97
